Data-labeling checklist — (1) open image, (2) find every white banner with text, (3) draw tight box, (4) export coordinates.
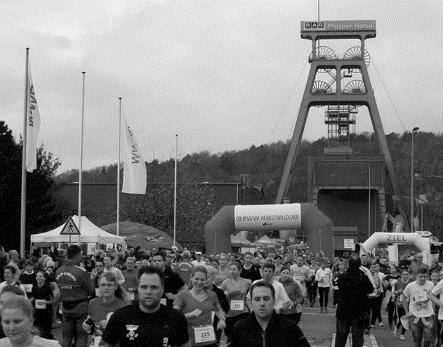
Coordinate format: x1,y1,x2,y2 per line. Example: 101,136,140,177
234,204,301,231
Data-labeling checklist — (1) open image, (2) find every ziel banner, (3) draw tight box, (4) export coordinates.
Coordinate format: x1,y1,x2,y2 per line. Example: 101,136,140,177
234,204,301,231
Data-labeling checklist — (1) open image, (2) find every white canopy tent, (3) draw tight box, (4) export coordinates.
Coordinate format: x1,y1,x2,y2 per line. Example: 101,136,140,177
31,215,125,245
255,235,279,247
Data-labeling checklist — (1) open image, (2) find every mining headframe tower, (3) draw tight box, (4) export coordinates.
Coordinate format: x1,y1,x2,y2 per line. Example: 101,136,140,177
275,20,410,253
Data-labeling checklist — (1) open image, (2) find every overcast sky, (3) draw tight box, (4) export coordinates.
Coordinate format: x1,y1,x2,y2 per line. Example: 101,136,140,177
1,0,442,173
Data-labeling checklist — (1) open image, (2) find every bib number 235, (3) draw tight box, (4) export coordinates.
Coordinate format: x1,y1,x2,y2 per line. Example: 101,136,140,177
194,325,216,344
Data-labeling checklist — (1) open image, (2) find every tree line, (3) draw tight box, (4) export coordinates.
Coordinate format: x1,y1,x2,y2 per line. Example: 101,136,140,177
1,119,442,250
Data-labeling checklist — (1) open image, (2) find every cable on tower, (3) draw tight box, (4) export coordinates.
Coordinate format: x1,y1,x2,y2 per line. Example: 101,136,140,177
268,61,308,142
372,60,407,132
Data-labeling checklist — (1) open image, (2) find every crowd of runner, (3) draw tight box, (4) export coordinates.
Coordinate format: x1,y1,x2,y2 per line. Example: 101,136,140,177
0,243,442,346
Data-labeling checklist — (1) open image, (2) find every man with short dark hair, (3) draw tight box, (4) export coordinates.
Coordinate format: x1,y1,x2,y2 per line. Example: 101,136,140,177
56,245,94,347
229,280,309,346
90,260,104,298
101,266,189,347
240,252,261,282
290,255,310,298
122,257,138,301
103,255,125,286
360,254,370,269
19,260,36,295
408,253,430,280
253,262,290,313
378,257,389,275
398,254,412,271
151,252,186,307
335,254,374,347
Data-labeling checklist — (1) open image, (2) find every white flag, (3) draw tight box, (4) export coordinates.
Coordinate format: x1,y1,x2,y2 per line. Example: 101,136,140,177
122,118,147,194
26,67,41,172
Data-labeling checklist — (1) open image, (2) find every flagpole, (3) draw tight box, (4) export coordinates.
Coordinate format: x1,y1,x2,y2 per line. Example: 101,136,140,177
117,98,122,236
20,48,30,258
368,164,371,239
78,71,86,240
173,134,178,248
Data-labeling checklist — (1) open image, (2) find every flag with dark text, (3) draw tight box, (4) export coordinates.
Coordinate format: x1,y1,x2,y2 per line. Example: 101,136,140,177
122,118,147,194
26,66,41,172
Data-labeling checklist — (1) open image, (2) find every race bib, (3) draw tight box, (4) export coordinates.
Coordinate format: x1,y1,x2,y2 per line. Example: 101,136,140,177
23,284,32,293
35,300,46,309
160,298,167,306
414,291,428,303
194,325,216,344
230,300,244,311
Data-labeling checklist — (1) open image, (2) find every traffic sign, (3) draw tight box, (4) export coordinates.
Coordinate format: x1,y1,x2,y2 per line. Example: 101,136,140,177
60,217,80,235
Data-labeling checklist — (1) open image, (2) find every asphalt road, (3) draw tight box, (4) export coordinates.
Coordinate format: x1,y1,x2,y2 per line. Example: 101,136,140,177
52,304,414,347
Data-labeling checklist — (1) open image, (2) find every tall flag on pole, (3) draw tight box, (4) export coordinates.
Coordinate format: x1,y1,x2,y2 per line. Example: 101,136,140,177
26,66,41,172
122,118,147,194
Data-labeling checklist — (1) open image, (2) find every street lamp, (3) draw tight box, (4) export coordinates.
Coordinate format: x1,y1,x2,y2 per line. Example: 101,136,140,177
410,127,419,232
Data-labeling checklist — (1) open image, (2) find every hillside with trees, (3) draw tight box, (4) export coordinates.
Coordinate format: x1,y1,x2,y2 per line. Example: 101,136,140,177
1,118,441,250
56,131,442,234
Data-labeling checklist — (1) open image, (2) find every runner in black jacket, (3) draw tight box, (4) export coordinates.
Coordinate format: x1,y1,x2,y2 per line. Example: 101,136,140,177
229,281,309,347
56,245,94,347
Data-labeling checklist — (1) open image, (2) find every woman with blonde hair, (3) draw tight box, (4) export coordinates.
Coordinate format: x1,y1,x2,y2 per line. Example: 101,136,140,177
174,266,225,346
0,295,60,346
82,272,127,346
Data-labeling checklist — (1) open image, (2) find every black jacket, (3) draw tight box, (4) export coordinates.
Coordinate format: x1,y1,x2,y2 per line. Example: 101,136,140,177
229,311,309,347
212,284,229,313
336,268,373,320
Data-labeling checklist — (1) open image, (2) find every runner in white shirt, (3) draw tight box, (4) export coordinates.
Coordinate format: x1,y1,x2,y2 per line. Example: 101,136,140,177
253,262,290,313
290,256,310,298
315,261,332,313
191,252,206,267
403,265,435,347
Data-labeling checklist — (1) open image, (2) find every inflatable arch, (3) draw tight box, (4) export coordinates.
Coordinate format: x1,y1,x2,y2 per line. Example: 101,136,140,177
361,232,431,265
361,232,430,254
204,203,333,260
